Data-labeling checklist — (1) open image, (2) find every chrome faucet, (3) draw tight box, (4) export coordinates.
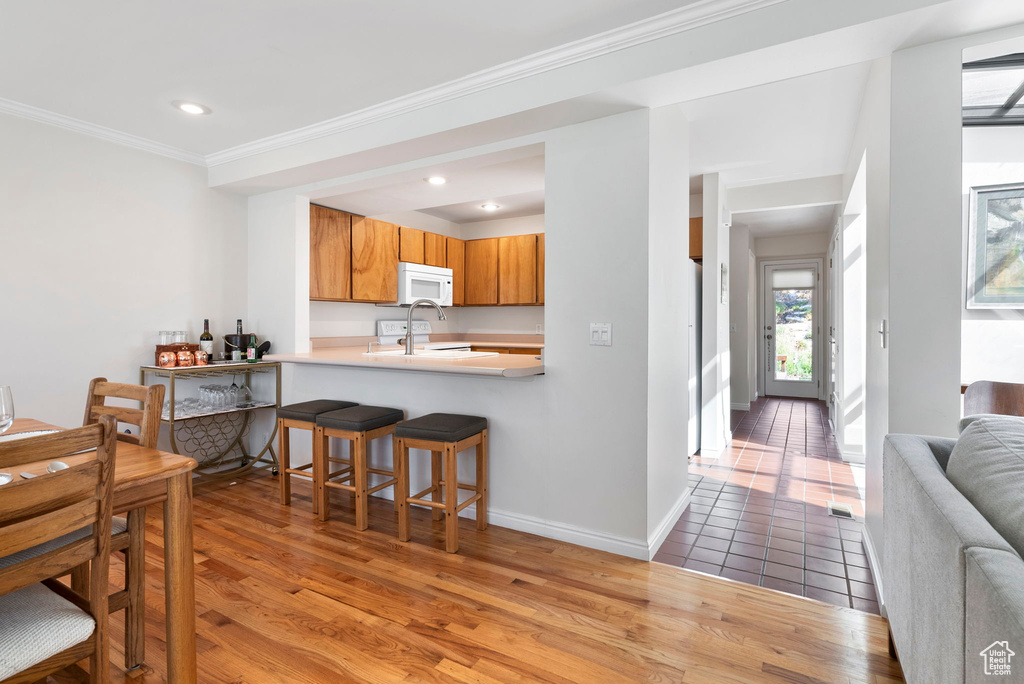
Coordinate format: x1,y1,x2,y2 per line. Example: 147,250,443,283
402,299,447,355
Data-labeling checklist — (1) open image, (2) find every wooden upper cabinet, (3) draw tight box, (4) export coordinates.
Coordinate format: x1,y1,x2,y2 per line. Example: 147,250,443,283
309,205,351,301
424,232,447,268
399,227,425,264
689,217,703,261
447,237,465,306
464,238,499,305
536,234,545,305
351,217,399,302
498,235,538,305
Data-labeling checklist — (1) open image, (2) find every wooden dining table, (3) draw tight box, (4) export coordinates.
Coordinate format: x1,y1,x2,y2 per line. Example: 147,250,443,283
6,418,199,683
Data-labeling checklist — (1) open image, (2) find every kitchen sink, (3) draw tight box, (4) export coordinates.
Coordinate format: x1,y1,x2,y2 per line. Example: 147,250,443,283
364,349,499,358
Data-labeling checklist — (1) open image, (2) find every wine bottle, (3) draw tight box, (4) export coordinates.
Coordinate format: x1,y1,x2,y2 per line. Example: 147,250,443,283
246,333,258,363
236,319,243,335
199,319,214,357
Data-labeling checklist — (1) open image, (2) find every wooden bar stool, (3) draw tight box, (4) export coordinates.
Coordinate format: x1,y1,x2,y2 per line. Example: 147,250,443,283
394,413,488,553
278,400,358,514
314,405,405,530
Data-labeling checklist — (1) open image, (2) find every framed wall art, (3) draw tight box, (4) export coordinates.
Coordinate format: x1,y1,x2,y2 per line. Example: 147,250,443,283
967,182,1024,309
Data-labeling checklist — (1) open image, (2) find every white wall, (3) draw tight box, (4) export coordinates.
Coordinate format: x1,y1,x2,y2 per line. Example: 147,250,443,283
754,232,830,258
645,105,691,546
729,227,753,410
840,57,891,590
961,126,1024,383
889,42,963,440
701,174,731,454
461,214,544,239
251,110,687,559
0,112,248,429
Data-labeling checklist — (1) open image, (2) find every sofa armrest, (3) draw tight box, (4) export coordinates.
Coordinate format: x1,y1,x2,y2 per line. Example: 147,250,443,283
965,547,1024,683
883,434,1017,684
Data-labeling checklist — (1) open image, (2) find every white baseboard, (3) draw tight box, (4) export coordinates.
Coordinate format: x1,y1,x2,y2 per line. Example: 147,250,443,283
370,489,649,560
862,525,886,616
646,487,693,560
841,448,865,464
730,402,751,411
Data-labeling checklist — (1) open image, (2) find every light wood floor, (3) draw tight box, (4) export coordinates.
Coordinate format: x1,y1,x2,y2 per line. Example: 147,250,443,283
53,472,903,683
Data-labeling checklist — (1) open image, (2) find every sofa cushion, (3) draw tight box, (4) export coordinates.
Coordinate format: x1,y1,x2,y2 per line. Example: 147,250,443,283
959,414,1008,434
947,416,1024,556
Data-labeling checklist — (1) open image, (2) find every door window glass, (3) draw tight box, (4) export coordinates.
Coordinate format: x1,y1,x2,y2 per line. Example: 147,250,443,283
774,287,814,382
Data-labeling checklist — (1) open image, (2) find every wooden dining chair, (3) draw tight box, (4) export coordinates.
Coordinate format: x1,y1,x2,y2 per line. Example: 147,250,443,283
964,380,1024,418
0,415,117,683
82,377,164,672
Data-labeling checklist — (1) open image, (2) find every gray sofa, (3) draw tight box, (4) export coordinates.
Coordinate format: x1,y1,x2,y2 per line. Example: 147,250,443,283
885,418,1024,684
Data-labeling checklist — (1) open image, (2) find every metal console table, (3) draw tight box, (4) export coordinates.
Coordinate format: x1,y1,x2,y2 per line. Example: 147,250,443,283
139,361,281,480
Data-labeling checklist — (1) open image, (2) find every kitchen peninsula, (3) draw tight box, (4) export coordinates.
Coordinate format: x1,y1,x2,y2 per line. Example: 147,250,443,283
266,340,543,377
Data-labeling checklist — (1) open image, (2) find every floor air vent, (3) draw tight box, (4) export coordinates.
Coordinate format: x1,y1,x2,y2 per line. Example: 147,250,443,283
827,502,855,520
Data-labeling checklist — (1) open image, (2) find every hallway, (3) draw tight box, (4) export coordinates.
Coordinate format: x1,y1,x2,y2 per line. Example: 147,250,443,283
653,397,879,613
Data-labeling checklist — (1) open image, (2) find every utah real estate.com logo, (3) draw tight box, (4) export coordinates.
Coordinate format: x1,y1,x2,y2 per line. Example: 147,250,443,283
980,641,1015,676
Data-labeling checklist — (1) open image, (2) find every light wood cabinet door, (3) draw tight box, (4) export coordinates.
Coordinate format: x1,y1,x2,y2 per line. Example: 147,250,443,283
498,234,538,305
309,205,351,301
399,227,425,264
536,234,545,304
465,238,499,305
424,233,447,268
689,217,703,261
351,217,399,302
447,237,465,306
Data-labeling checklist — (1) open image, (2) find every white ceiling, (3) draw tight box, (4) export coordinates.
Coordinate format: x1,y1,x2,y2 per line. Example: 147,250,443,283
0,0,697,156
421,191,545,224
682,62,872,191
314,153,545,223
731,205,835,237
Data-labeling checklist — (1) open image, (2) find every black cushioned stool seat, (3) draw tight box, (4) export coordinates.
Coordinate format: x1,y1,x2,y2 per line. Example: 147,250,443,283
278,399,358,422
315,406,405,531
395,413,488,443
278,399,360,515
394,413,489,553
317,406,405,433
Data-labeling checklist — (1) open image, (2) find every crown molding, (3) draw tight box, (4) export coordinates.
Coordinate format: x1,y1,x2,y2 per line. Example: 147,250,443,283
205,0,787,167
0,97,206,166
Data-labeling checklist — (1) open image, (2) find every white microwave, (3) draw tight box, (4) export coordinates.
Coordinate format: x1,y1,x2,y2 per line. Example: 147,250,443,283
394,262,453,307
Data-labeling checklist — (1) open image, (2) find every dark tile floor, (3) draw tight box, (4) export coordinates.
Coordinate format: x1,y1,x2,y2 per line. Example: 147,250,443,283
653,397,880,614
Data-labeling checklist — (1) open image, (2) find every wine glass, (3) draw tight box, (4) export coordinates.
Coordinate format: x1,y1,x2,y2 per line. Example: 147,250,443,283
0,386,14,434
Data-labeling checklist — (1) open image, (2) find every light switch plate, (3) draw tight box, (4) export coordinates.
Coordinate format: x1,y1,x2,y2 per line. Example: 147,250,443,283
589,323,612,346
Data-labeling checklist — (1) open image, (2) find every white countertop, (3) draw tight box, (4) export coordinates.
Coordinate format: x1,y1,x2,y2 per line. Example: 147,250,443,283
265,345,544,378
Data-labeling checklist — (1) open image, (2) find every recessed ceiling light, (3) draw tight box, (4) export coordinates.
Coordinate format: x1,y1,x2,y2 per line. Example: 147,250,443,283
172,100,211,116
426,176,447,185
481,204,500,211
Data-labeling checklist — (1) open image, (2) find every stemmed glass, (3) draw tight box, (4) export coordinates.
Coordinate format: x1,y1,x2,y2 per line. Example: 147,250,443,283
0,386,13,434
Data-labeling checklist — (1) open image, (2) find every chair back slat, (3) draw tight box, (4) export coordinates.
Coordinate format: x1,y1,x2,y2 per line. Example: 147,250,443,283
83,377,164,449
0,537,96,596
964,381,1024,418
0,498,101,560
0,460,101,526
0,423,103,470
91,381,152,402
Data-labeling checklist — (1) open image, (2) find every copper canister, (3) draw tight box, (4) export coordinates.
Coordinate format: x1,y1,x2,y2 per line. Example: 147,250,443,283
176,350,195,367
194,350,209,366
157,351,177,368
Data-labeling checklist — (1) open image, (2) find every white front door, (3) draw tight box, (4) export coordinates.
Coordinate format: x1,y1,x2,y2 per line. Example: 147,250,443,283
763,259,822,399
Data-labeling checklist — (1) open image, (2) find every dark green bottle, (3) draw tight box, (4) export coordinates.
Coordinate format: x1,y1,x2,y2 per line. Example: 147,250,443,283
246,334,258,363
